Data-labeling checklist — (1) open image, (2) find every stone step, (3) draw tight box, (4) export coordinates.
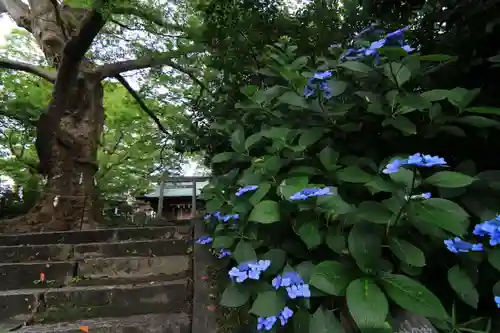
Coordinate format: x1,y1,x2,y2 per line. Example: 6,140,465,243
0,255,191,290
0,239,191,262
0,313,190,333
0,280,191,323
0,225,191,246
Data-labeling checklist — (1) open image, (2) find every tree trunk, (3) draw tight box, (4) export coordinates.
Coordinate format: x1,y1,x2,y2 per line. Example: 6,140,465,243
3,77,104,232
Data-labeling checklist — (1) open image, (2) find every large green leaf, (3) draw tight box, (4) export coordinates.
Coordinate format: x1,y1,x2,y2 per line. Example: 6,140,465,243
231,128,245,153
337,166,372,183
260,249,287,275
346,278,389,329
309,307,346,333
309,260,352,296
249,291,286,317
389,237,426,267
348,223,382,273
278,91,309,108
356,201,394,224
408,198,469,236
318,147,340,171
220,284,250,307
296,221,322,249
338,61,372,73
233,240,256,263
212,235,235,249
447,265,479,309
424,171,476,188
488,249,500,272
249,200,280,224
380,273,448,319
383,62,411,86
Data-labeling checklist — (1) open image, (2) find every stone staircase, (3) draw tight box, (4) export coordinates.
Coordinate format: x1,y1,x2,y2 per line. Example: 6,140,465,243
0,223,204,333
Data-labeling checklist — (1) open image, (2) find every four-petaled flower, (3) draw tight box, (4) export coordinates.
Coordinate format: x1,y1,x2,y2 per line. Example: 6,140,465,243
272,272,311,299
405,192,431,201
304,71,333,99
290,187,334,201
473,216,500,246
383,153,447,174
236,185,259,196
444,237,483,253
196,235,213,245
228,260,271,283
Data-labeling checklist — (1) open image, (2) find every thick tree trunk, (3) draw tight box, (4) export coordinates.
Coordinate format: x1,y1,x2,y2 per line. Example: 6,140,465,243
3,77,104,232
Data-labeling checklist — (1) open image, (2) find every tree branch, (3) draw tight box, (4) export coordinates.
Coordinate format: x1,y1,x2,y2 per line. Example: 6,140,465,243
0,59,56,82
111,1,182,30
114,74,171,137
97,54,207,90
0,0,32,32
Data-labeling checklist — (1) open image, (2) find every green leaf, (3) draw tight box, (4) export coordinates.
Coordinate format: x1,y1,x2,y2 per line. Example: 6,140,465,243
298,128,324,148
318,147,339,171
261,249,287,275
231,128,245,153
309,307,346,333
338,61,372,73
249,200,280,224
220,284,250,307
408,198,469,236
233,240,256,263
384,62,411,86
326,228,346,254
380,273,448,319
212,152,236,163
446,87,479,110
424,171,476,188
327,80,348,97
309,260,352,296
212,235,235,249
447,265,479,309
455,115,500,128
245,132,264,150
337,166,372,183
296,221,322,249
418,54,457,62
465,106,500,115
248,182,271,206
278,91,309,108
295,261,315,283
383,116,416,135
389,237,426,267
488,249,500,272
346,278,389,328
348,223,382,273
249,291,286,317
421,90,448,102
356,201,394,224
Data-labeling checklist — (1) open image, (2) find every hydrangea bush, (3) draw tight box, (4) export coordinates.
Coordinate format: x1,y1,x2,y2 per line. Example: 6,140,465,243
196,26,500,332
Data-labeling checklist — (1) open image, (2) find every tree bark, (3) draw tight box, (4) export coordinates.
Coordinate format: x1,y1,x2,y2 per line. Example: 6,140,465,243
0,0,105,232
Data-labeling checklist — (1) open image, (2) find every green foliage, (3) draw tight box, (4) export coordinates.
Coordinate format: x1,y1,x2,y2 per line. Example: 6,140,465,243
196,28,500,332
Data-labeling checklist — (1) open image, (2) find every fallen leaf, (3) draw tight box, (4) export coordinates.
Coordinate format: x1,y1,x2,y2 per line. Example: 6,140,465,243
207,305,217,311
79,326,89,333
40,272,46,282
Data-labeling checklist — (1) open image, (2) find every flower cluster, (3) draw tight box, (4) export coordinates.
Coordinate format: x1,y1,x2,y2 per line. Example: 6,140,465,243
215,248,232,258
405,192,431,201
473,215,500,246
383,153,447,174
236,185,259,196
257,307,294,331
289,187,334,201
304,71,333,99
228,260,271,283
344,26,413,62
205,211,240,222
444,237,483,253
272,272,311,299
196,235,213,245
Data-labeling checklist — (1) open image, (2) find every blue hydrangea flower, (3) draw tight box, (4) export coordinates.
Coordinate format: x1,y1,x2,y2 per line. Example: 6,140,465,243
257,307,294,331
289,187,334,201
216,248,232,258
444,237,483,253
405,192,432,200
473,216,500,246
495,296,500,308
228,260,271,283
220,214,240,222
236,185,259,196
272,272,311,299
382,153,447,174
304,71,333,99
196,236,213,245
